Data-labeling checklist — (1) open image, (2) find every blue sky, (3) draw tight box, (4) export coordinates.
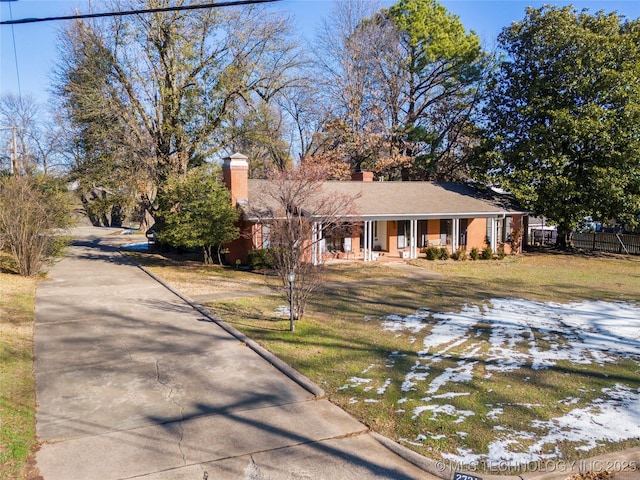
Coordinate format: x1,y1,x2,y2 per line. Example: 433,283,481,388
1,0,640,105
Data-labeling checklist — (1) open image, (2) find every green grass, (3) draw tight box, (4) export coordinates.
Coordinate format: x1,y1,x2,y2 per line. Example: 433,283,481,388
128,250,640,470
0,269,37,480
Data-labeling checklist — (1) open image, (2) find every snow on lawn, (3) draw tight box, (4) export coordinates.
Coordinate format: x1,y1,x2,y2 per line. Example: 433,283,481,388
343,299,640,465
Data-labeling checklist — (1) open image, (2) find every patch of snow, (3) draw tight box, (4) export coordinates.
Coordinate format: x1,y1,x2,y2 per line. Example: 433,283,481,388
423,305,481,354
432,392,470,400
528,384,640,454
349,377,372,384
487,408,504,420
381,308,430,333
426,361,477,394
401,361,430,392
413,403,475,423
361,364,376,374
338,376,373,390
377,378,392,395
376,299,640,466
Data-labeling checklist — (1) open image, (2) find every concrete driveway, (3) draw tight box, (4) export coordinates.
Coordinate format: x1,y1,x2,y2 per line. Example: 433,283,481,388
33,229,437,479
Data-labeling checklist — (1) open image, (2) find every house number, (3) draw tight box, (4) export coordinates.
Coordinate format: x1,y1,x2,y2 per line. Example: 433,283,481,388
454,473,483,480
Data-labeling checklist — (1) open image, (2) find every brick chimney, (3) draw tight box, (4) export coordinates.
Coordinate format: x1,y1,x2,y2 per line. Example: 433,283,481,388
351,171,374,182
222,153,249,206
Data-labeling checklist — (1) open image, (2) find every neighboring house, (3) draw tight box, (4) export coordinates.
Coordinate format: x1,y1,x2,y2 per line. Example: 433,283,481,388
222,153,529,265
527,216,558,246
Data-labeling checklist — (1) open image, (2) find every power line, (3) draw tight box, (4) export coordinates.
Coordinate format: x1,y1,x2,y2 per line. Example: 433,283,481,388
7,0,21,95
0,0,281,25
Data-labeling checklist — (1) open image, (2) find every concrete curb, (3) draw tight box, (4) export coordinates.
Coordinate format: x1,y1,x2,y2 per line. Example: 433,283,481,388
369,432,452,479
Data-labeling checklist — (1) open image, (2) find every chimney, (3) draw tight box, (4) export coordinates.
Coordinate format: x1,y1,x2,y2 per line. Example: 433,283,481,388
351,171,374,182
222,153,249,206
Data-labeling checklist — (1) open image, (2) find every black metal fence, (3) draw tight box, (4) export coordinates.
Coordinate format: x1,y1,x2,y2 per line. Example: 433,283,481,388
572,232,640,255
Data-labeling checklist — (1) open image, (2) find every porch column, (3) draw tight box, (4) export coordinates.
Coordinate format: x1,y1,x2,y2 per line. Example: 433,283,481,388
410,219,417,259
364,221,370,262
452,218,459,251
312,222,319,265
490,218,498,251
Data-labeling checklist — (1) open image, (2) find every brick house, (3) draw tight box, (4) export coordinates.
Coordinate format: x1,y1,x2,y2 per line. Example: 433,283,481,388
222,153,529,265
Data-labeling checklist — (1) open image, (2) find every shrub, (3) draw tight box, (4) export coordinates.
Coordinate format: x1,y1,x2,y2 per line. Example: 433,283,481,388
248,248,275,270
481,245,493,260
496,243,507,259
0,175,73,276
470,247,480,260
439,247,450,260
452,248,467,261
425,246,440,260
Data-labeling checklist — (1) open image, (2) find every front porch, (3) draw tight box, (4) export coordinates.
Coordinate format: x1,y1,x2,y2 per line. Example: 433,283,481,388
312,216,523,264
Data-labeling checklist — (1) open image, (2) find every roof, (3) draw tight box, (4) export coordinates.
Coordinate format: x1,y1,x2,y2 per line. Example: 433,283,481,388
245,179,526,221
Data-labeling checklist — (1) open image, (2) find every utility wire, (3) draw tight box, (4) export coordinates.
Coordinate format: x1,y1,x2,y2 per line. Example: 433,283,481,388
8,0,21,95
0,0,281,25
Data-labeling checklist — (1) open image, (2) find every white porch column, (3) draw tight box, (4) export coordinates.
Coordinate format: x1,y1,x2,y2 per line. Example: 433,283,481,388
312,222,318,265
452,218,459,251
364,221,370,262
409,219,417,259
491,218,498,251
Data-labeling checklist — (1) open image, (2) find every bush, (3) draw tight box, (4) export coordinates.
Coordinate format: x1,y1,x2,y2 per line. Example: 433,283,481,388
424,246,440,260
439,247,450,260
496,243,507,259
0,175,73,276
248,248,275,270
481,246,493,260
470,247,480,260
452,248,467,261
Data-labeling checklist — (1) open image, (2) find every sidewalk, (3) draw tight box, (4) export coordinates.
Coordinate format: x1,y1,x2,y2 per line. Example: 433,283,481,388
33,228,438,479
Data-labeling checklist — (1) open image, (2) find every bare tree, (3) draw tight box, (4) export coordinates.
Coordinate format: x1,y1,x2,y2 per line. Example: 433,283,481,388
311,0,489,181
248,166,359,323
0,175,73,276
312,0,385,173
0,94,69,176
55,0,303,230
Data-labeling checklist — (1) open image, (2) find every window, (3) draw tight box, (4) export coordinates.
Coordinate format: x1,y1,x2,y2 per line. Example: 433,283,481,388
459,219,468,247
397,220,409,249
440,219,452,245
418,220,428,248
489,216,513,245
253,224,271,249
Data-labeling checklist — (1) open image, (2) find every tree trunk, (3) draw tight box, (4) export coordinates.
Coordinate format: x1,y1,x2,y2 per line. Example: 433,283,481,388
556,226,574,250
203,245,214,265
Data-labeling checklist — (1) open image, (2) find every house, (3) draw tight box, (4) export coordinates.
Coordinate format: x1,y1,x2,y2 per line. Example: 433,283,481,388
222,153,529,265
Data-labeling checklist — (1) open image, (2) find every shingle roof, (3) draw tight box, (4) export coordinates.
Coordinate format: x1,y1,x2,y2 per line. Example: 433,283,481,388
246,179,526,221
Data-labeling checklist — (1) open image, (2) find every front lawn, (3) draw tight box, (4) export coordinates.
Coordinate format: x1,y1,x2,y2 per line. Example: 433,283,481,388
130,250,640,472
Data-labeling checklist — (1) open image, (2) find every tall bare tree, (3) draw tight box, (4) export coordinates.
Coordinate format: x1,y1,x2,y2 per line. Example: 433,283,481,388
56,0,302,230
310,0,488,181
311,0,385,173
0,94,67,175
